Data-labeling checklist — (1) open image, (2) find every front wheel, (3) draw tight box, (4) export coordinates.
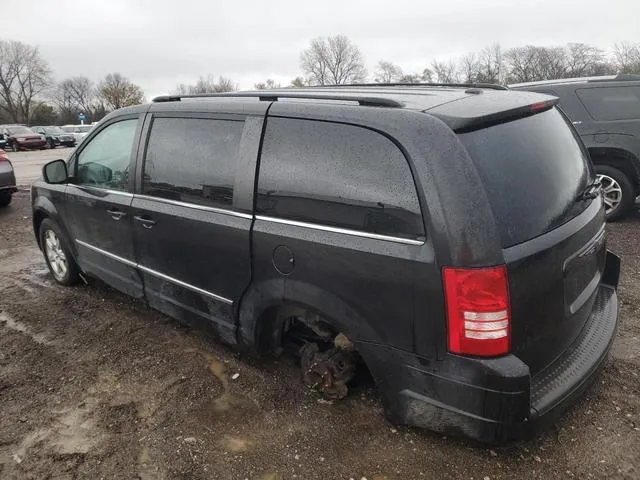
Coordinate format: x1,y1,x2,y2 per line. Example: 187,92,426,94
595,165,635,221
39,219,79,285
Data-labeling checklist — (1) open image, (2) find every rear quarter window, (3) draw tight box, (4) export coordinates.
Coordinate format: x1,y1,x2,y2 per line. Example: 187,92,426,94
460,108,591,247
576,86,640,121
256,118,424,240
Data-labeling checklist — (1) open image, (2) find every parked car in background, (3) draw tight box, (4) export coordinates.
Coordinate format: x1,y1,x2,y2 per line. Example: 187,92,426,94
0,149,17,206
32,126,76,149
61,124,93,144
511,74,640,220
32,85,619,443
0,125,47,152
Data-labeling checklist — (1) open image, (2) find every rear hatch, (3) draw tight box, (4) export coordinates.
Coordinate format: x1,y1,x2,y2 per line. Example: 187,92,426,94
457,107,606,375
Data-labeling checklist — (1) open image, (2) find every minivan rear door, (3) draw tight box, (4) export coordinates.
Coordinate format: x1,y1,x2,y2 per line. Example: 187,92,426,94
459,107,606,375
130,109,265,340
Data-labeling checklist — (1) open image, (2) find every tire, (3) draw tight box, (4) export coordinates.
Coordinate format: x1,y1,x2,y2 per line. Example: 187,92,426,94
0,191,11,207
39,218,79,285
595,165,635,221
48,138,56,149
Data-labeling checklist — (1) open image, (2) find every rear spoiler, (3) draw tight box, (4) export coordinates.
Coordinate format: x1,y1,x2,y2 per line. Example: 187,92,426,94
427,95,559,133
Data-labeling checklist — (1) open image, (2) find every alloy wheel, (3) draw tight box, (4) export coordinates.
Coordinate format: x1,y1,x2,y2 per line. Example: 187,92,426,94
44,229,68,281
596,174,623,216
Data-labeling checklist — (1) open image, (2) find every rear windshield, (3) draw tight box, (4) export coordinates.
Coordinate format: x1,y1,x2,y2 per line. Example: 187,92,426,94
459,108,591,247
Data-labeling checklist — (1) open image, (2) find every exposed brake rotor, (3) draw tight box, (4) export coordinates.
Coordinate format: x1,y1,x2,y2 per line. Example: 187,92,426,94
300,342,359,400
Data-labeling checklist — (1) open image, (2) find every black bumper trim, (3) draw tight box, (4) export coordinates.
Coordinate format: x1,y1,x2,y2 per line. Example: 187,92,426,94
530,284,617,416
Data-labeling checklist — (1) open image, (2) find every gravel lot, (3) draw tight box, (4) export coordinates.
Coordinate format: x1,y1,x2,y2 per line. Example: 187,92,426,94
0,187,638,479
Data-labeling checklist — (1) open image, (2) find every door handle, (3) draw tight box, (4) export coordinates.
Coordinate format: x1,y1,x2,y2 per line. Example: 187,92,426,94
134,215,156,229
106,208,127,220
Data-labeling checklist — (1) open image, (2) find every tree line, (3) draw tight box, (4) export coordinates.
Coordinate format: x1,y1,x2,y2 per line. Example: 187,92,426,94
289,35,640,87
1,36,639,126
0,40,146,125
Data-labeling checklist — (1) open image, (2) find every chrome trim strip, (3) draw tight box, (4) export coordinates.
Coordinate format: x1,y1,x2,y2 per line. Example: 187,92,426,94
75,240,233,305
74,185,134,198
133,194,253,220
137,265,233,305
255,215,425,246
76,239,138,267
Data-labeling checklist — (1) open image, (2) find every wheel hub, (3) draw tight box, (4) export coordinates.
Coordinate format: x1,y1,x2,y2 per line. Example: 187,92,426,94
44,230,68,280
596,174,622,215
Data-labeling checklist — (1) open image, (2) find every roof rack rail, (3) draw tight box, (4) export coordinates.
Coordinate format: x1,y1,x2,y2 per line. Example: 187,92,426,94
311,82,509,91
589,73,640,82
152,92,403,107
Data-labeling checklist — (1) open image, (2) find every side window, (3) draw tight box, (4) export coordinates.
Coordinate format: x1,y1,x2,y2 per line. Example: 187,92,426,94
76,119,138,191
257,118,424,239
142,117,244,208
576,86,640,121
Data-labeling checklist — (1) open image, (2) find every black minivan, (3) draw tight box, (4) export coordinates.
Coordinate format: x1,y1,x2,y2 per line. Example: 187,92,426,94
31,85,620,443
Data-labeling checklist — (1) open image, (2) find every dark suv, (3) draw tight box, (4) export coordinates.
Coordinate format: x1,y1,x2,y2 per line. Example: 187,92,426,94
511,74,640,220
31,85,620,443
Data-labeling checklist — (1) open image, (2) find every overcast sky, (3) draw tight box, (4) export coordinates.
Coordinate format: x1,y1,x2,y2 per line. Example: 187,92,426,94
4,0,639,98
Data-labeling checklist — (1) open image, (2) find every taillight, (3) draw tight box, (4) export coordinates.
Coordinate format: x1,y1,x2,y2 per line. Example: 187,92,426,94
442,265,510,357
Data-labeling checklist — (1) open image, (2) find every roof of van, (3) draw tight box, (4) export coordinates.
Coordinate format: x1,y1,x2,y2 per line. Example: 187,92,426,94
119,84,558,133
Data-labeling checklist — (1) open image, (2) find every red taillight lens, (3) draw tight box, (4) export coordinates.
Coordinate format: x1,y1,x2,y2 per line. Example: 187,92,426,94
443,265,510,357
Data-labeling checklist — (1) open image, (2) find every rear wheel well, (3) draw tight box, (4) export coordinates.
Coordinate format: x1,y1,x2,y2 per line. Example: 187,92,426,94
253,302,372,398
588,147,640,193
33,210,48,248
254,303,340,354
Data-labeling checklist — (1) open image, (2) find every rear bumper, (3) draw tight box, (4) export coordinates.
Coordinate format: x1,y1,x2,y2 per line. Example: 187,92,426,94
360,251,620,444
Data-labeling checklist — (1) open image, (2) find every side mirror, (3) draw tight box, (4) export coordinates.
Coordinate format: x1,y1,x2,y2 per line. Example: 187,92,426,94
43,159,68,184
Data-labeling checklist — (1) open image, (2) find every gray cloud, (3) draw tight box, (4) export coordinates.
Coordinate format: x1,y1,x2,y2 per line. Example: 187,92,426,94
4,0,639,97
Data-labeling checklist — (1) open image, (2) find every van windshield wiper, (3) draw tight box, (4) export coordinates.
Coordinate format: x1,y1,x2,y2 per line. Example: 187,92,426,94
577,180,602,201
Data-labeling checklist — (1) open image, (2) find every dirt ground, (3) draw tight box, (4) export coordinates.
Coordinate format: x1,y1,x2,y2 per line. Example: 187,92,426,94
0,190,638,480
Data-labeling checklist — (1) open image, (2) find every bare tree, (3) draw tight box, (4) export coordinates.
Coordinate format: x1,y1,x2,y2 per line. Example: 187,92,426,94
98,73,145,110
565,43,605,77
398,73,422,83
538,46,568,80
613,42,640,74
301,35,367,85
54,76,100,122
289,77,307,88
374,61,403,83
431,59,459,83
0,40,52,123
504,46,542,83
475,44,504,83
459,53,480,83
254,79,280,90
173,75,237,95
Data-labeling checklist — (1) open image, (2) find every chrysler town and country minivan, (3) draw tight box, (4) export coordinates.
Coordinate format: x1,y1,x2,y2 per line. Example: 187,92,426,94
31,85,620,443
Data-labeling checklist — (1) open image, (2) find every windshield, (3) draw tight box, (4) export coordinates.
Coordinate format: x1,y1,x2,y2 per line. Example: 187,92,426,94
7,126,33,135
44,126,65,134
459,108,591,247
